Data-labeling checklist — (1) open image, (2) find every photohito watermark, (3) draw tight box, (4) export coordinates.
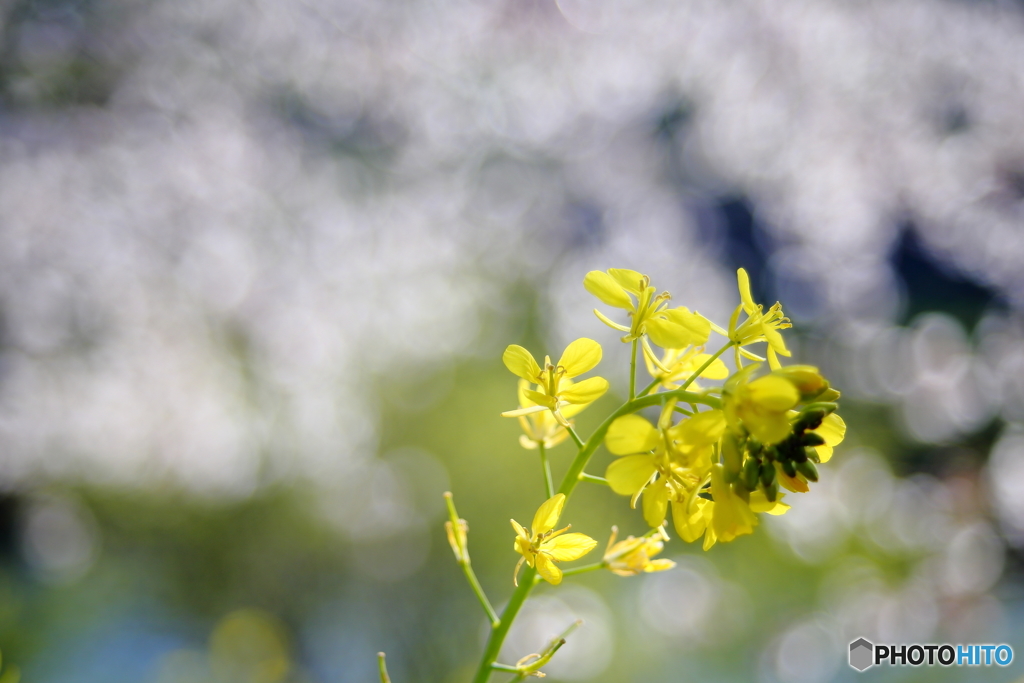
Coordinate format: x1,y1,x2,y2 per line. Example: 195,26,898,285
849,638,1013,672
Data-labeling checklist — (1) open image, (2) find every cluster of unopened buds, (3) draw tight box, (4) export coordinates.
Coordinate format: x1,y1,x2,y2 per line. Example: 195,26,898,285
377,268,845,683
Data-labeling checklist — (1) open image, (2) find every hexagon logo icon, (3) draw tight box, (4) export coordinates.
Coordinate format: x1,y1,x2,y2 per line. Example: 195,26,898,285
849,638,874,671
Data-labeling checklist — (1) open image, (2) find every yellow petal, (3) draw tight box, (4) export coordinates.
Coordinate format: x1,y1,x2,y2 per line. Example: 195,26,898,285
535,552,563,584
517,379,535,408
746,375,800,411
503,345,542,382
644,317,694,349
710,465,757,542
815,412,846,447
559,376,608,404
645,558,676,572
761,324,791,356
671,498,709,543
642,480,670,528
523,389,556,408
749,490,790,515
511,518,529,539
584,271,633,309
775,464,809,493
662,308,711,346
690,353,729,380
560,401,588,420
532,494,565,535
605,414,659,455
702,523,718,551
743,411,793,445
737,268,756,315
557,338,603,378
607,268,646,295
673,409,726,447
543,533,598,562
606,455,657,496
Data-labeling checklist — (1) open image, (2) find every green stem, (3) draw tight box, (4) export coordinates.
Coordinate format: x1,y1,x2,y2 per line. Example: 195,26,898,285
638,378,660,397
678,341,735,392
577,472,608,486
471,566,536,683
471,388,719,683
629,339,637,400
490,663,520,673
566,424,585,450
538,443,554,499
560,562,605,578
461,560,501,628
378,653,392,683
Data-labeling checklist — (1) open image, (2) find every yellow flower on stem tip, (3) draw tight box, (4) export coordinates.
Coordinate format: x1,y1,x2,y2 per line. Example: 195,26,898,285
602,526,675,576
512,494,597,585
583,269,711,371
513,380,588,450
644,345,729,390
728,268,792,368
723,365,800,445
501,339,608,426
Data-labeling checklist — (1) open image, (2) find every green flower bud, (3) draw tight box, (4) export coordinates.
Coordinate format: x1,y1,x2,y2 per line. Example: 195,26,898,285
722,432,743,477
782,459,797,478
801,432,826,447
742,457,760,491
763,476,779,502
795,460,818,482
759,461,776,487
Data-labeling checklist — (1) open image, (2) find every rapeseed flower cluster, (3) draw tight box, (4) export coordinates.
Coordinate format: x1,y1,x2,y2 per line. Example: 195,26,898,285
425,266,846,683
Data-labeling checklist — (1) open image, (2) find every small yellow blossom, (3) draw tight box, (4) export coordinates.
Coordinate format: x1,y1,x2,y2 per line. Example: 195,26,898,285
602,526,675,576
512,494,597,585
644,345,729,390
513,380,588,450
604,407,721,529
728,268,792,368
723,365,800,445
584,269,711,371
501,339,608,426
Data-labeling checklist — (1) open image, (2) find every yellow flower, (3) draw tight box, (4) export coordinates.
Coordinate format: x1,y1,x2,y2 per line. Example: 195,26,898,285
511,494,597,585
728,268,792,368
602,526,675,576
707,464,757,543
722,365,800,445
644,345,729,391
513,380,588,450
810,412,846,463
604,407,721,528
584,269,711,371
501,339,608,426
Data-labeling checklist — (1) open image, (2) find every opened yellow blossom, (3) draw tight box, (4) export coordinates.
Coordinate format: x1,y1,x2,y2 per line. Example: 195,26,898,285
602,526,675,576
584,269,711,371
723,365,800,445
727,268,792,368
644,345,730,390
513,380,588,450
501,339,608,426
673,466,790,550
512,494,597,585
604,406,721,529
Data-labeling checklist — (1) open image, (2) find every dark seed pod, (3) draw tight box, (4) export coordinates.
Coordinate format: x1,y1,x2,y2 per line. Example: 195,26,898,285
764,476,779,503
782,459,797,478
760,462,776,487
795,460,819,482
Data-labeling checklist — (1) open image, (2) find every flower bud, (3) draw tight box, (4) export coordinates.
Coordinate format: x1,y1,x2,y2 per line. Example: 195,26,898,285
742,457,760,491
795,460,818,482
